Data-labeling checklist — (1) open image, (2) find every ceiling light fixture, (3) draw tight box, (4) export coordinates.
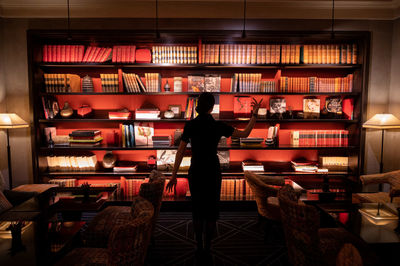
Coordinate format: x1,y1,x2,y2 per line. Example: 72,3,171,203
331,0,335,39
241,0,247,39
155,0,161,39
67,0,72,41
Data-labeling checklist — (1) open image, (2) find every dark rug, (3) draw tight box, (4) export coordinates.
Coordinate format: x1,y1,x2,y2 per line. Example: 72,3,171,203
146,212,290,266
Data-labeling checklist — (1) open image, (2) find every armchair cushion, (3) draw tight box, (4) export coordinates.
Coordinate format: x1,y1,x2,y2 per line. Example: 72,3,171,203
0,190,12,215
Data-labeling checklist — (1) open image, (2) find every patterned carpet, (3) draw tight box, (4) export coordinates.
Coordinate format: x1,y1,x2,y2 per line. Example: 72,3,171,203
146,212,290,266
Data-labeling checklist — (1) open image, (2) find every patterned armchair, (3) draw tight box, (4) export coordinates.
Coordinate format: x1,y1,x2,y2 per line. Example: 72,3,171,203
353,170,400,203
57,196,154,266
82,174,165,248
278,185,378,266
244,171,285,221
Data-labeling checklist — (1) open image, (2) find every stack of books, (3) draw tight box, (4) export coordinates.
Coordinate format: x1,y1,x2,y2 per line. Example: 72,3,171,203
135,108,160,120
152,136,171,147
242,161,265,172
113,161,138,173
291,159,319,172
240,138,264,147
69,130,102,146
48,179,77,187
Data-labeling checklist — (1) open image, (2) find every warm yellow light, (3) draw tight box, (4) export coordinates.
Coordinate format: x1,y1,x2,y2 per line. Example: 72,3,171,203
0,113,29,129
363,114,400,129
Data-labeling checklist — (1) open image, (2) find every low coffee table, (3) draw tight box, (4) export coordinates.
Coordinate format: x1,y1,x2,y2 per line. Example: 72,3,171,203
318,202,400,265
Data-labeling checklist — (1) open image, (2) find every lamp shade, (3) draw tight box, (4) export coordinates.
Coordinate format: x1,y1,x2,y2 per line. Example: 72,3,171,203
0,113,29,129
363,114,400,129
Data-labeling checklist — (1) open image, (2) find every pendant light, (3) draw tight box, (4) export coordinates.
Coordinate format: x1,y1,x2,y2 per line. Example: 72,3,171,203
331,0,335,39
155,0,161,39
241,0,247,39
66,0,72,41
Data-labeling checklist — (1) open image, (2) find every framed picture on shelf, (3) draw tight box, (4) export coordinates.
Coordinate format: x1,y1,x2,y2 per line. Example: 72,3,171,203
168,105,182,118
188,74,205,92
269,98,286,114
303,98,320,118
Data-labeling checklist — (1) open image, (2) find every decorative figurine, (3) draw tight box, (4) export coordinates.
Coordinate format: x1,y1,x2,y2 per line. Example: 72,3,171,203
77,105,93,117
164,79,171,92
60,102,73,118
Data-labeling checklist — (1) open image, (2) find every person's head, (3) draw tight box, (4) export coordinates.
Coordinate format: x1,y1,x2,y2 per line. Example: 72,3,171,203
196,92,215,115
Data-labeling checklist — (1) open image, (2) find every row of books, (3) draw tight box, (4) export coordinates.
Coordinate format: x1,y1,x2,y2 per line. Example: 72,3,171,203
200,44,281,64
43,73,80,93
151,46,198,64
69,130,103,146
220,179,245,201
42,45,85,62
279,74,353,93
122,72,146,93
100,74,119,92
48,178,77,187
82,47,113,63
145,73,162,92
303,44,357,64
42,43,358,65
230,73,262,92
112,45,136,63
290,130,349,147
46,155,97,172
120,124,135,147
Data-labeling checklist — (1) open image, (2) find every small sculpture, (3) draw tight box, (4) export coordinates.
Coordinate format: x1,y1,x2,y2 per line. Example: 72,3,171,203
163,110,175,119
60,102,73,118
164,79,171,92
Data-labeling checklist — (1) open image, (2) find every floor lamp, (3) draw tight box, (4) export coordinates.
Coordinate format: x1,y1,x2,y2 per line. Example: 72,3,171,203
363,113,400,174
0,113,29,189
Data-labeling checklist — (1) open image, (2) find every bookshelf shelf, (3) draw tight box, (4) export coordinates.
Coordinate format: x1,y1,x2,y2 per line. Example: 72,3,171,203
41,162,353,177
39,92,360,96
38,63,362,70
38,118,359,124
39,145,358,151
29,30,369,202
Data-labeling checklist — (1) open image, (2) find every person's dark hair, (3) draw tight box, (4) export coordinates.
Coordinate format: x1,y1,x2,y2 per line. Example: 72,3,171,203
196,92,215,114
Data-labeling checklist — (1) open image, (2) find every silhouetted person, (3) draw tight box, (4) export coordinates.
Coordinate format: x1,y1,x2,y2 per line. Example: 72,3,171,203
166,92,261,256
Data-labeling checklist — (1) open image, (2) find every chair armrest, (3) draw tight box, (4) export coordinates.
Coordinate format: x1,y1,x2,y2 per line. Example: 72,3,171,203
360,173,388,185
3,190,37,207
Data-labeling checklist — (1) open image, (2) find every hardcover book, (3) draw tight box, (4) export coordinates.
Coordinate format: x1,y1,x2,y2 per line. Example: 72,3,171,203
188,75,205,92
204,74,221,92
134,122,154,145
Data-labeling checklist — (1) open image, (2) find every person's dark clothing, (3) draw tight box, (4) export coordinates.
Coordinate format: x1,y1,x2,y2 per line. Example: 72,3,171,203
181,113,234,220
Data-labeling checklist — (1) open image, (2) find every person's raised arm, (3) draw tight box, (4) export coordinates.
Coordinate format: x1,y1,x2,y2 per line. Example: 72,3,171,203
166,140,188,193
231,98,262,138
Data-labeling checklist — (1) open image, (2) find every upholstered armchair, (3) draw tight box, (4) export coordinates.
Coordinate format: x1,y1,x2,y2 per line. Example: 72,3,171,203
278,185,378,266
82,173,165,248
353,170,400,203
59,196,154,266
244,171,285,221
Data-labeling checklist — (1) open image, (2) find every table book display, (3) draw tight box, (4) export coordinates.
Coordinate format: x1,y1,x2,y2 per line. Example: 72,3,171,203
28,30,369,202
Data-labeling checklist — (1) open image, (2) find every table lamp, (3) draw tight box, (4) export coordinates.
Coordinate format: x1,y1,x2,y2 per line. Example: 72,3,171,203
0,113,29,189
363,113,400,173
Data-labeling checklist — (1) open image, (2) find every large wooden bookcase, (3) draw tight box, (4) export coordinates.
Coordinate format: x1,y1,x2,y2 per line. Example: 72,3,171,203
28,30,370,202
